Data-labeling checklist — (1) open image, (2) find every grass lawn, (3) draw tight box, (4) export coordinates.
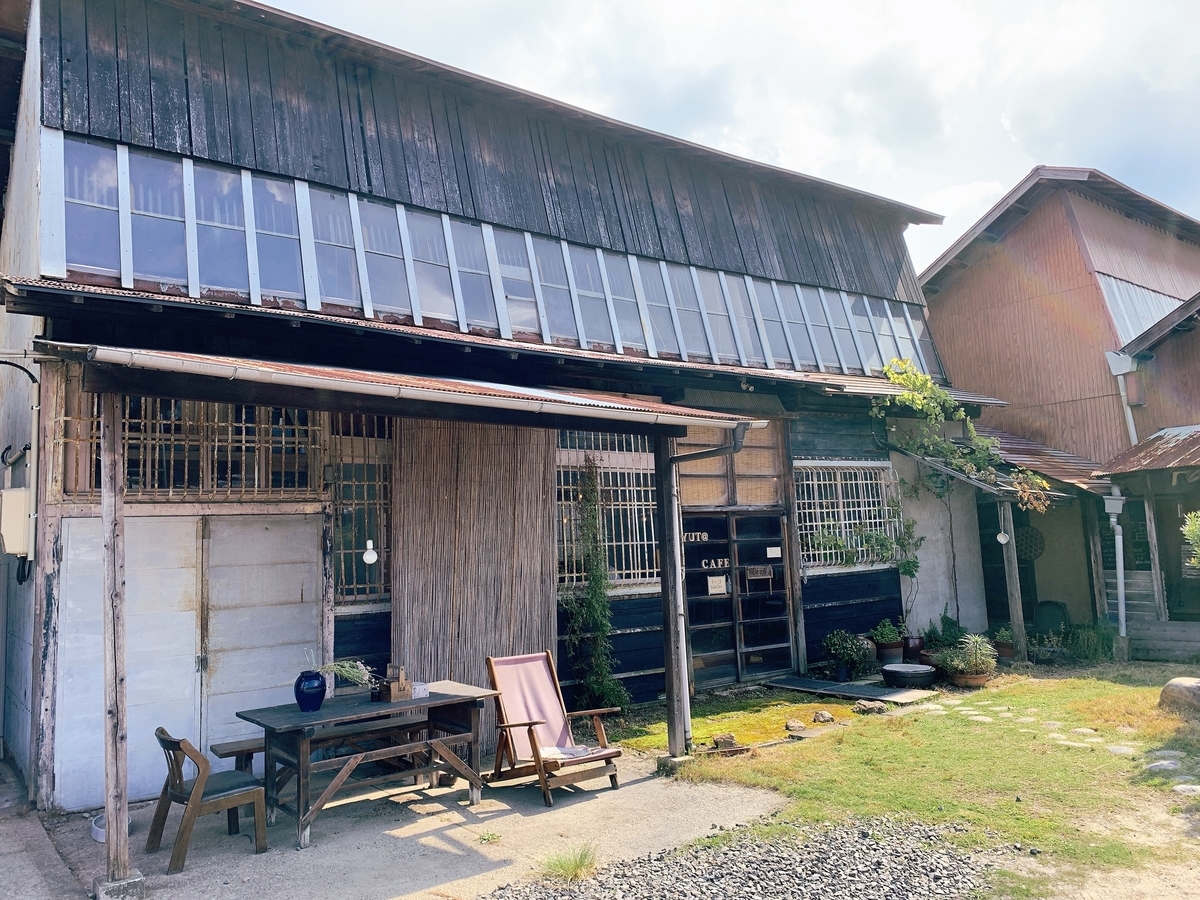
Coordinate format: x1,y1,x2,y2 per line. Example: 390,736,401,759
607,662,1200,895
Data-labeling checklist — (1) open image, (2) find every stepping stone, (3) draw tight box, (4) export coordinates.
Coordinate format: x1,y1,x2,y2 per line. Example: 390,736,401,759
1172,784,1200,795
998,712,1014,718
920,703,945,711
943,699,964,706
969,716,993,723
1070,728,1098,735
924,710,949,716
1147,750,1186,759
1056,741,1092,749
1117,726,1137,735
1042,721,1064,729
957,709,978,715
1016,717,1037,724
1026,708,1039,713
1171,775,1196,783
991,706,1010,712
1145,760,1183,772
1046,733,1066,740
1085,738,1104,743
1107,746,1137,755
1019,729,1036,734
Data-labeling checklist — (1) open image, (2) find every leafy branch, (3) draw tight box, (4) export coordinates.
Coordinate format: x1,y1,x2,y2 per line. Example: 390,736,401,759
1184,510,1200,569
871,359,1050,514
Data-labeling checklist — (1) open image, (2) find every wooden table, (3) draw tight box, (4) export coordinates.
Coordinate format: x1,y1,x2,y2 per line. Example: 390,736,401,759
237,681,497,848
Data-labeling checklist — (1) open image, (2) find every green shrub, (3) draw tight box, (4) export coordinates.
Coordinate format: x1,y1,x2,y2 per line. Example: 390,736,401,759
871,618,902,644
938,633,997,676
1067,622,1116,662
822,629,871,674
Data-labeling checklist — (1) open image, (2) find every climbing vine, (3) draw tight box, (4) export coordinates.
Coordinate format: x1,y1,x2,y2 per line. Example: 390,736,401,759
870,359,1051,514
559,454,630,710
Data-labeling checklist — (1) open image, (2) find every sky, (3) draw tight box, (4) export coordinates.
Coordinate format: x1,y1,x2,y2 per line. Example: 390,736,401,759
272,0,1200,274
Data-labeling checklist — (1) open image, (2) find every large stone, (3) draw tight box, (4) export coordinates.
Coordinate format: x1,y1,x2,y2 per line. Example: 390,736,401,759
852,700,888,715
813,710,835,724
785,719,807,733
1145,759,1183,773
1159,678,1200,715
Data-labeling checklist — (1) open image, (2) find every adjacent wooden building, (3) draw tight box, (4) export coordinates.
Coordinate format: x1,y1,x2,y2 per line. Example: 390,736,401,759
922,166,1200,646
0,0,995,842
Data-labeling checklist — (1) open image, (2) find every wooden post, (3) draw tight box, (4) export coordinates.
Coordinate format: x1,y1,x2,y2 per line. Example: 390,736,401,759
1143,479,1168,621
998,501,1028,662
98,393,141,895
1081,496,1108,623
654,438,688,758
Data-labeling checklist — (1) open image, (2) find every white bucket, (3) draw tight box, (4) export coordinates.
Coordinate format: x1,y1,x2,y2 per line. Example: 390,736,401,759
90,813,131,843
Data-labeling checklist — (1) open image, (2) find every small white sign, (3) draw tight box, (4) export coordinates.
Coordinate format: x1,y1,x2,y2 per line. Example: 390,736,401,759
706,575,726,596
411,682,430,699
766,546,782,559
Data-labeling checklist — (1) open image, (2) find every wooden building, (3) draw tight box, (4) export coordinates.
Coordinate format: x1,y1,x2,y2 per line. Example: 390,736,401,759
0,0,995,854
922,166,1200,648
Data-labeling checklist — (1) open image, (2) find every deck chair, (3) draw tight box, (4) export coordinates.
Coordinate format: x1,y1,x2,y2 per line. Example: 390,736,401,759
146,727,267,874
485,651,621,806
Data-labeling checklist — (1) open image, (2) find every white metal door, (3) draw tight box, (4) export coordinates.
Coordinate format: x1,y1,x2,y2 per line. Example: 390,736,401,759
200,514,322,772
54,517,202,810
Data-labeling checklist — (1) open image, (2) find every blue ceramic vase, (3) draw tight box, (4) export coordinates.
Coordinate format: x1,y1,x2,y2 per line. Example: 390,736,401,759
294,670,327,712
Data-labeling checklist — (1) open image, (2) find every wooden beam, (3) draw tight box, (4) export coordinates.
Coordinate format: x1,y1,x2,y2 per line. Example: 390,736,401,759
1080,496,1108,624
1143,479,1169,621
99,392,131,883
998,501,1028,662
780,427,807,672
654,437,688,757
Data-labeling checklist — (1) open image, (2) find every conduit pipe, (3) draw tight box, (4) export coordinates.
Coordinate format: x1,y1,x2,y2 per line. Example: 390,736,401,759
1105,487,1128,638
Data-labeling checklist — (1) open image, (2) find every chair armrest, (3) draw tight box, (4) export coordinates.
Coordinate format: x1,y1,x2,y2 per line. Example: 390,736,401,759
496,720,545,729
566,707,621,718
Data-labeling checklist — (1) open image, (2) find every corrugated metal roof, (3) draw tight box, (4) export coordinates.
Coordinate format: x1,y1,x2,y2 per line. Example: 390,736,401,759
1097,425,1200,475
975,426,1111,494
5,277,1007,408
1122,289,1200,357
39,342,754,430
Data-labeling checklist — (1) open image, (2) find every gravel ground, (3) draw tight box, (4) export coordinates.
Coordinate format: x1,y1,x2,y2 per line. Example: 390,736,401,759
489,819,993,899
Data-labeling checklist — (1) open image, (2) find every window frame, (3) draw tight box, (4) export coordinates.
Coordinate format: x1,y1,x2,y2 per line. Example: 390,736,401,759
792,460,904,573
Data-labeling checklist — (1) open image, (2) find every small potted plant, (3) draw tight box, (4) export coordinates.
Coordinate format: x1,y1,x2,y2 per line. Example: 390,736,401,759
822,629,868,683
993,625,1014,659
938,634,997,688
871,618,904,665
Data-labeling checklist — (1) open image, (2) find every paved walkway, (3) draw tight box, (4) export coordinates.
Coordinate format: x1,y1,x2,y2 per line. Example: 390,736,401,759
42,753,782,900
0,760,85,899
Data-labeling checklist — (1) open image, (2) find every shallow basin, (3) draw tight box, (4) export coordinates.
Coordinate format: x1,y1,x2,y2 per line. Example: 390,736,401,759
881,663,937,689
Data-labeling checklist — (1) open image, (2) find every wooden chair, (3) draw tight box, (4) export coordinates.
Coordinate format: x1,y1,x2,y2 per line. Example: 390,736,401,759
485,651,621,806
146,727,268,874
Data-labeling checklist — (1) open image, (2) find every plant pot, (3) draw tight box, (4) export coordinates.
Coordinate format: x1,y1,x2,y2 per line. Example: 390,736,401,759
996,641,1014,659
881,663,937,689
835,663,852,683
858,635,877,659
876,640,904,665
294,670,327,712
902,636,925,662
949,673,989,688
919,649,939,668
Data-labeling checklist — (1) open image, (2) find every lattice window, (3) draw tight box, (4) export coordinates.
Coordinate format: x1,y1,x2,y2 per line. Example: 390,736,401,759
330,414,392,610
556,431,658,588
793,462,903,570
59,379,321,501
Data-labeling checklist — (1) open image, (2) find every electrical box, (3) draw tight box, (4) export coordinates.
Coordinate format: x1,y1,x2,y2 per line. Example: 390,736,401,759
0,488,29,557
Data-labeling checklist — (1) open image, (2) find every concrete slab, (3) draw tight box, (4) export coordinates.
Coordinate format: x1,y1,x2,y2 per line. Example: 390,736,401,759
44,753,782,900
0,815,87,899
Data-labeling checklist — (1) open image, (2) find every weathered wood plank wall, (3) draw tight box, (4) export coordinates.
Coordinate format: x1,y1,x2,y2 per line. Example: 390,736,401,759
391,420,556,749
40,0,923,304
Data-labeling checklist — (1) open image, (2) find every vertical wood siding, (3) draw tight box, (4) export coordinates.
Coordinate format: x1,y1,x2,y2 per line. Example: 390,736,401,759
40,0,921,303
1067,192,1200,301
391,420,556,750
1134,325,1200,439
926,190,1131,465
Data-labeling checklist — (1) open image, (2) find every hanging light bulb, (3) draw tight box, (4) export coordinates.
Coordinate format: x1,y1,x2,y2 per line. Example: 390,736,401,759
363,540,378,565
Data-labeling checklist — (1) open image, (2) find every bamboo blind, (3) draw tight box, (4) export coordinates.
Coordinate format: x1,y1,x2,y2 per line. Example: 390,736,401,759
391,420,556,751
677,421,784,507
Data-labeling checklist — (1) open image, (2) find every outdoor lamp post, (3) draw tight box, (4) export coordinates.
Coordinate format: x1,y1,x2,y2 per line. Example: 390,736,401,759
1104,490,1127,638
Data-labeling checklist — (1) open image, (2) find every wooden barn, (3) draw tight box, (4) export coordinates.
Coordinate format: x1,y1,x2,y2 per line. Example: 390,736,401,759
922,166,1200,655
0,0,997,847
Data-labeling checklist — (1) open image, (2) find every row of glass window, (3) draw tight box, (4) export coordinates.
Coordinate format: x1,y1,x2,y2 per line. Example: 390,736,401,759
62,136,942,377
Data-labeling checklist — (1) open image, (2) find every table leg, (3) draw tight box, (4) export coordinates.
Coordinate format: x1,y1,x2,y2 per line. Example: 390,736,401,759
469,703,482,805
264,734,278,826
297,735,311,849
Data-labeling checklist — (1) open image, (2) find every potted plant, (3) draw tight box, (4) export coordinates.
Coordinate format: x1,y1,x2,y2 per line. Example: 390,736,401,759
901,620,925,662
920,612,967,667
295,652,376,712
993,625,1014,659
938,634,997,688
822,629,869,683
871,618,904,665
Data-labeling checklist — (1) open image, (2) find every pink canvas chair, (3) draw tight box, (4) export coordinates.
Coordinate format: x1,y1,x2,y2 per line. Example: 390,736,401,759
485,651,621,806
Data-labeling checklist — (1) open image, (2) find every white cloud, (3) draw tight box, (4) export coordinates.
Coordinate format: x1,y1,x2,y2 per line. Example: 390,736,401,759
272,0,1200,271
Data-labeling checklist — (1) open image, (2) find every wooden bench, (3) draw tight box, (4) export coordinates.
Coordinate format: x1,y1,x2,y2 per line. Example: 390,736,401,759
210,737,265,773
